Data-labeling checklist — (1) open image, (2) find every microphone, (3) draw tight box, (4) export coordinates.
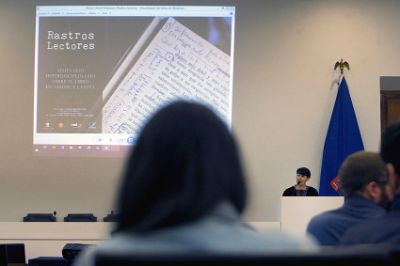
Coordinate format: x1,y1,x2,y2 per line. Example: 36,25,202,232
296,181,300,185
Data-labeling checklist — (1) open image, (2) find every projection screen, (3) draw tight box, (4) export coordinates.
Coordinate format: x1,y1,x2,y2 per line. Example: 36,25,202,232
34,5,235,157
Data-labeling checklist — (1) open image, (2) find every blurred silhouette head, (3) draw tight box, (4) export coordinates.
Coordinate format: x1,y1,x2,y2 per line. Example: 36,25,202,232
381,122,400,174
339,151,392,207
380,122,400,194
115,101,246,233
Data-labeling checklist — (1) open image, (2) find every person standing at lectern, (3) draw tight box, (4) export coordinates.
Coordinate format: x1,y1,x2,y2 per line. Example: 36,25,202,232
282,167,319,196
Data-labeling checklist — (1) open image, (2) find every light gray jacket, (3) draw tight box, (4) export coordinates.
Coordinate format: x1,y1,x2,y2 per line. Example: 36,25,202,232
74,203,317,266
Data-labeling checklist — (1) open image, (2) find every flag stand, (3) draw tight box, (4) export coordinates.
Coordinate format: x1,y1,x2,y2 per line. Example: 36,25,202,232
319,63,364,196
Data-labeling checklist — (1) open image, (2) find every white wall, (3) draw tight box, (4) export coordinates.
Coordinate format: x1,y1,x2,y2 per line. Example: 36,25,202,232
0,0,399,222
235,0,400,221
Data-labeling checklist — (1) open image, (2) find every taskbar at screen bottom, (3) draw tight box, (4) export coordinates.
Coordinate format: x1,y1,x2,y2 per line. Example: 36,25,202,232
33,144,131,157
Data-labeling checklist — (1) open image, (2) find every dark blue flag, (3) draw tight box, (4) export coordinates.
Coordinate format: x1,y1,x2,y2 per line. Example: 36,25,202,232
319,77,364,196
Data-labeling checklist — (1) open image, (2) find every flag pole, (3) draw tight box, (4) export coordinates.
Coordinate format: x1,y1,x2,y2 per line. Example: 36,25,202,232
319,61,363,196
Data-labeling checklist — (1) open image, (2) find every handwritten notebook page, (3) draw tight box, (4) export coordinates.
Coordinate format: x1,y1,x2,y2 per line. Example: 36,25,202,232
102,17,231,134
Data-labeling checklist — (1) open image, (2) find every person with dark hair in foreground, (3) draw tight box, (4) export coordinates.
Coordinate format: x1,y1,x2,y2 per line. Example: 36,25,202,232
282,167,319,196
340,122,400,245
307,151,391,246
74,101,316,266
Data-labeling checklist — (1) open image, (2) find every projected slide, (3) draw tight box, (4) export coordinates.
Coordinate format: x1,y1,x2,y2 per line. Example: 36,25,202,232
34,6,235,156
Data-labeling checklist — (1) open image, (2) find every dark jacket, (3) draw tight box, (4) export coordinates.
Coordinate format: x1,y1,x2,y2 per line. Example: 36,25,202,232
340,194,400,245
282,186,319,196
307,196,386,246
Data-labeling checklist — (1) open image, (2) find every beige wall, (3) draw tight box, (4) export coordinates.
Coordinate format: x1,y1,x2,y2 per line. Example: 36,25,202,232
0,0,399,222
235,0,400,221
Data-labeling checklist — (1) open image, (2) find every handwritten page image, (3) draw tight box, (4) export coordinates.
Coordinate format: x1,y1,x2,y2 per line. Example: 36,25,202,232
102,17,231,134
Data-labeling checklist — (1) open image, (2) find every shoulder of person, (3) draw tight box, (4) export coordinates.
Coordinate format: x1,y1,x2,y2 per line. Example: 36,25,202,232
340,214,396,245
307,209,337,232
340,222,369,245
307,186,319,195
282,186,295,196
